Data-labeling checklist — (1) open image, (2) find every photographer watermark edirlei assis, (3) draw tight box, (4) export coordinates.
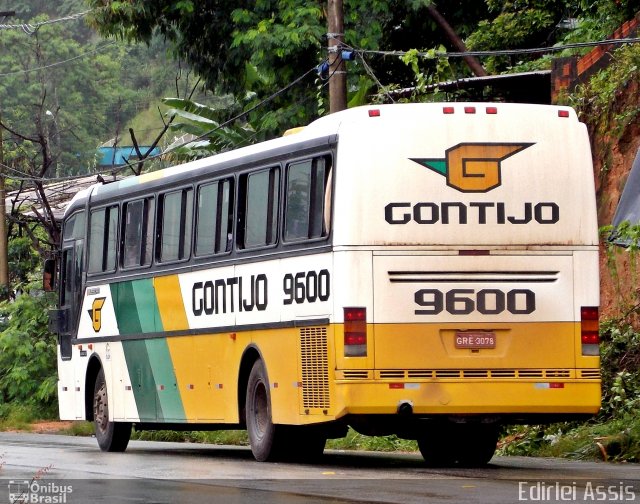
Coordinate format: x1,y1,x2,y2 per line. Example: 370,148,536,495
518,481,636,501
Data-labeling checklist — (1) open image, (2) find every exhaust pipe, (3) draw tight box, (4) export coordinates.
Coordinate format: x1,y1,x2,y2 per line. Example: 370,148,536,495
397,400,414,416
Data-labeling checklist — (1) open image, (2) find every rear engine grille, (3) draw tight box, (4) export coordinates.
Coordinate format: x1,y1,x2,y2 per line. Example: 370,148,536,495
299,327,330,410
342,370,370,379
372,369,576,380
580,369,601,379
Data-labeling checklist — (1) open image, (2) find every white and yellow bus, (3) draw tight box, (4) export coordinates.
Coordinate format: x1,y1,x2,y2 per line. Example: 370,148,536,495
48,103,600,465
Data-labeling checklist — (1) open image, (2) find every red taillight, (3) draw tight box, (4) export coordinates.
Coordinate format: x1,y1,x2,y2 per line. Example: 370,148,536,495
486,106,498,114
558,109,570,118
464,106,476,114
581,306,599,355
443,106,454,114
368,109,380,117
344,307,367,357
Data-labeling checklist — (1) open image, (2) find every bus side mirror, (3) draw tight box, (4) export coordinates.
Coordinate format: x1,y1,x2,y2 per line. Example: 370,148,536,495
43,258,56,292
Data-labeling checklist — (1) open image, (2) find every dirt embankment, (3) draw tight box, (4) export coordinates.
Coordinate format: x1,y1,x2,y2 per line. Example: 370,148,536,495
592,79,640,320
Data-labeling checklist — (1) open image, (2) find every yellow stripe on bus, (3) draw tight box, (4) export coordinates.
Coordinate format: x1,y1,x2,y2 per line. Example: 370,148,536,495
154,275,189,331
154,275,214,421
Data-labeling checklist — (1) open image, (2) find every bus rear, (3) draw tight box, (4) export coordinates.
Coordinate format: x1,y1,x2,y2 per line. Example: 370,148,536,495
327,103,600,465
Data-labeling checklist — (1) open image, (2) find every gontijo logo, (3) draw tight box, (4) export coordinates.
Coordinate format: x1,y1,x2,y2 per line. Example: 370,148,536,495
411,142,534,193
88,297,106,333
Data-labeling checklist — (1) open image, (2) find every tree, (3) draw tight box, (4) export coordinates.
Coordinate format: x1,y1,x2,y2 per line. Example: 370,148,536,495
86,1,495,131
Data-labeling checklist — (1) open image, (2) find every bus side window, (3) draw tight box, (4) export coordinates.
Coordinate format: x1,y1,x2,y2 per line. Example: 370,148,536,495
122,198,155,268
239,167,280,249
157,188,193,262
88,205,119,274
195,178,234,256
284,155,331,242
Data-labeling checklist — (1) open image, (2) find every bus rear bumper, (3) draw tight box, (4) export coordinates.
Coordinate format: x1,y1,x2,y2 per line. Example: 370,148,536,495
332,379,601,418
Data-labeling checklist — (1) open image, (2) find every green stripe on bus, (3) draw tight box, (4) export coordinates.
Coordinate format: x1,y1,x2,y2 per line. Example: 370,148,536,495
122,339,159,421
132,278,163,333
112,280,163,335
112,282,142,335
145,338,186,421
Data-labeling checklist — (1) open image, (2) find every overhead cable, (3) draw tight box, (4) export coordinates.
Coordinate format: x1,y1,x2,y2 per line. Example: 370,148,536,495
0,10,89,35
348,37,640,59
0,42,116,77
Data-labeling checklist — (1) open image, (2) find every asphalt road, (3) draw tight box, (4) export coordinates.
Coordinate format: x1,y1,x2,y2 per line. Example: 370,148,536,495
0,432,638,504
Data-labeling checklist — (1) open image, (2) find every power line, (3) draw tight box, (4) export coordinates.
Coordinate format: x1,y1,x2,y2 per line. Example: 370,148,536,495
132,61,324,165
0,42,116,77
0,10,89,35
1,60,325,185
348,37,640,59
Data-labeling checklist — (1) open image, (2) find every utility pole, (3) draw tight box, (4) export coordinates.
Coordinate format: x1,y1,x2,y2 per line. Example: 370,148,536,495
0,113,9,296
327,0,347,113
0,11,13,296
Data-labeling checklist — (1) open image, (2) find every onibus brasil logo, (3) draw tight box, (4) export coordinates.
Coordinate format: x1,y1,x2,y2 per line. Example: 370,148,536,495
411,142,534,193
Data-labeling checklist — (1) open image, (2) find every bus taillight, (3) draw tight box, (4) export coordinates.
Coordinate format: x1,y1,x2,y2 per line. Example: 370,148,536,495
344,307,367,357
580,306,599,355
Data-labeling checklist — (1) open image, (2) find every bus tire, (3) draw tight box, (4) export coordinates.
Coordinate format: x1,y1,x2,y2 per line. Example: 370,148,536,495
246,359,280,462
417,427,456,467
278,426,326,462
93,368,132,452
417,423,498,467
455,424,499,467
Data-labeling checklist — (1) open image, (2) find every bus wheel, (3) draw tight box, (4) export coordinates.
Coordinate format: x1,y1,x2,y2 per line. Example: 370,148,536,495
246,360,280,462
417,423,498,467
417,426,455,467
455,424,499,467
93,368,132,452
278,426,326,462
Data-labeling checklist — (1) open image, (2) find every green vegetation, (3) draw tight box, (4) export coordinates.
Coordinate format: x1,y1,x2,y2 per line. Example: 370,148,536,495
1,1,640,464
326,430,417,452
500,318,640,462
566,44,640,178
0,281,58,422
129,426,418,453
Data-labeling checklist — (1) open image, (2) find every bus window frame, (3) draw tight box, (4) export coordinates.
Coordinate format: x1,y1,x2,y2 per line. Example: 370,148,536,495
155,185,194,265
87,204,120,276
120,196,155,271
236,165,281,253
194,177,235,259
282,154,333,245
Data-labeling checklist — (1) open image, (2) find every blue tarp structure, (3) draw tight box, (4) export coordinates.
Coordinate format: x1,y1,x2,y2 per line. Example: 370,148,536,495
611,147,640,246
97,146,161,167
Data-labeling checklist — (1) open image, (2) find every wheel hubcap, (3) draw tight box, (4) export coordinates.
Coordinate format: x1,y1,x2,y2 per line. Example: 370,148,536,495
94,383,108,433
254,382,268,438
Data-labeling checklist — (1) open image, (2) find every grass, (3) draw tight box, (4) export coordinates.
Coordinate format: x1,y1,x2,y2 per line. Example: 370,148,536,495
0,405,37,432
125,105,168,146
132,429,249,446
326,429,418,452
132,427,419,452
498,413,640,462
59,421,95,437
1,405,637,463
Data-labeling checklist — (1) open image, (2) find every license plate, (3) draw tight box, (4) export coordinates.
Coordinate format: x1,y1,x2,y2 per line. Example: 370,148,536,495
455,331,496,349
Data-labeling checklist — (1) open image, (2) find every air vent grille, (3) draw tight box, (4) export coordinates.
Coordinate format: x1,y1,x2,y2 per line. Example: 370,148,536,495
371,369,577,380
300,327,330,410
